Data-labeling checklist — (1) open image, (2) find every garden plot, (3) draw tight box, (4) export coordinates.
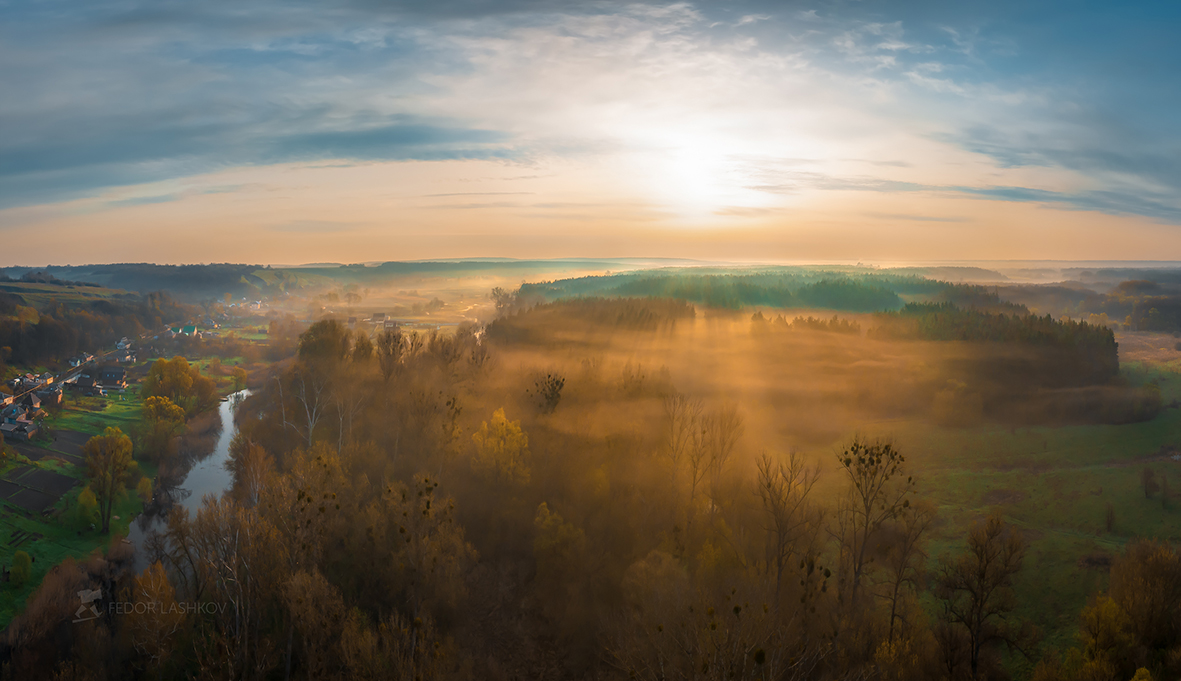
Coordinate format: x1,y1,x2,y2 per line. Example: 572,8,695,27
0,465,78,514
6,488,55,514
12,468,78,498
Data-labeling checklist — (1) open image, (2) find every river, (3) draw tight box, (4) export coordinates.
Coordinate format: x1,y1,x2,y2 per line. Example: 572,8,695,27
127,389,249,570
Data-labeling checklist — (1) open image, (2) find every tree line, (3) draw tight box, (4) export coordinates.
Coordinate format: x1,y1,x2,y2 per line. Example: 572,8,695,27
0,290,191,370
871,303,1120,386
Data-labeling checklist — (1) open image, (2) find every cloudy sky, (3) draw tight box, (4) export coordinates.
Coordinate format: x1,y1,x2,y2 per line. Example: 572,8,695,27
2,0,1180,265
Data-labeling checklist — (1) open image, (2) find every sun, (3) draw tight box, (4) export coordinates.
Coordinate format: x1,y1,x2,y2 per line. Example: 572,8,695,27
624,126,780,221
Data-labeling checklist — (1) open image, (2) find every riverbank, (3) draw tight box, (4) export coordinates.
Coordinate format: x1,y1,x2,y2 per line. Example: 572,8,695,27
127,390,248,571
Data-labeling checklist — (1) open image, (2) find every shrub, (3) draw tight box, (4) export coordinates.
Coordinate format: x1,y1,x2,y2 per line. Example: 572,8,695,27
136,476,153,504
10,550,31,586
77,487,99,528
528,373,565,414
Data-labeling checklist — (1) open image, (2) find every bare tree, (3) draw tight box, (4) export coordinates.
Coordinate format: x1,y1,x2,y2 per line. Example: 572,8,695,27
703,403,744,513
191,497,284,680
935,513,1031,680
1142,466,1159,499
334,383,365,453
756,450,822,601
235,440,273,509
276,368,329,450
404,330,425,357
662,393,702,478
376,328,404,383
683,404,744,542
833,437,916,607
877,500,936,643
685,416,711,544
427,329,464,367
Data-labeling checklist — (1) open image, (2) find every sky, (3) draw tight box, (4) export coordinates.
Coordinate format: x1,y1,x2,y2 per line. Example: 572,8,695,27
2,0,1181,265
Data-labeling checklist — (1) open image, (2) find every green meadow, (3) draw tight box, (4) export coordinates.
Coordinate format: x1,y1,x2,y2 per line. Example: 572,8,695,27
0,282,130,310
51,387,147,436
869,359,1181,670
1,386,158,628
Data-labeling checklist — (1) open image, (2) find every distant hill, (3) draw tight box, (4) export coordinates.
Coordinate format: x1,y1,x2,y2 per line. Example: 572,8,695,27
0,260,659,301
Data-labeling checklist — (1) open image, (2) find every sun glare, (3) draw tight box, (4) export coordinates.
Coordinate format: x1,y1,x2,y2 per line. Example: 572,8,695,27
631,129,776,221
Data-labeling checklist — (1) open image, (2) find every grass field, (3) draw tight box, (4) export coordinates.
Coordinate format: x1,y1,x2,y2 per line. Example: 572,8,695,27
49,387,147,437
866,357,1181,673
0,282,130,309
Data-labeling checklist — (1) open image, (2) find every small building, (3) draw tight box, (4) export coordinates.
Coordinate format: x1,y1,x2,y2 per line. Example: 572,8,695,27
69,352,95,367
1,405,22,424
371,312,386,322
98,366,127,389
19,394,41,412
39,372,54,384
1,420,37,442
36,388,63,407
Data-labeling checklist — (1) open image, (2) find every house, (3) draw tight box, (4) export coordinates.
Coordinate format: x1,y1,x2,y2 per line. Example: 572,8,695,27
371,312,386,322
69,352,94,367
36,387,62,407
71,375,96,391
1,405,22,424
182,325,197,336
19,394,41,412
39,372,54,385
98,366,127,389
1,420,37,442
116,337,132,350
348,316,358,329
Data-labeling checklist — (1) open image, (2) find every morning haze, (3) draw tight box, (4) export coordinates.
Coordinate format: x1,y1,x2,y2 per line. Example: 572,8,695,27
1,1,1180,680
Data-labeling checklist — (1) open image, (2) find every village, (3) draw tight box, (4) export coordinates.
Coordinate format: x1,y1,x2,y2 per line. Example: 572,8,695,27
0,311,258,612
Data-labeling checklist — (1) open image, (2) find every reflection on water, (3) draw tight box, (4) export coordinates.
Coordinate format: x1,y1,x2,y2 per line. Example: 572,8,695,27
127,390,249,570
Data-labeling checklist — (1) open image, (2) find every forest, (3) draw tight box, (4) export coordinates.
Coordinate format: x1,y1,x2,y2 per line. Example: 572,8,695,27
0,289,191,371
3,287,1178,681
